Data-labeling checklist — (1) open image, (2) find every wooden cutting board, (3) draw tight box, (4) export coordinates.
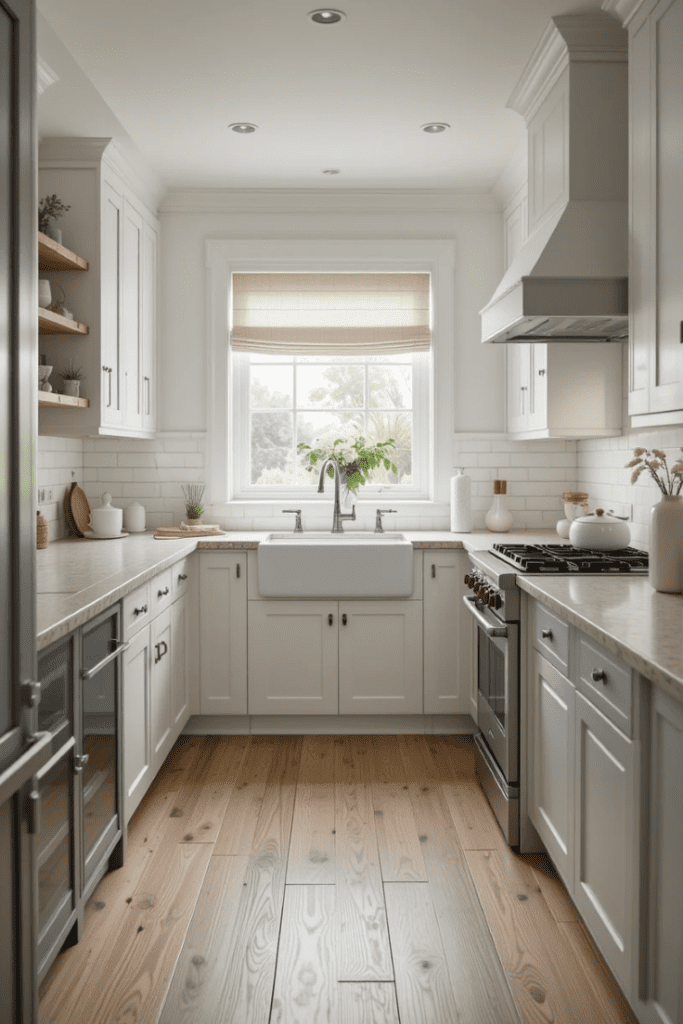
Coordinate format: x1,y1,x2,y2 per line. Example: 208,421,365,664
67,483,91,537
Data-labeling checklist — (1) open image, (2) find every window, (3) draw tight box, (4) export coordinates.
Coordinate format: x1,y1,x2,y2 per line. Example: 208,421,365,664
230,271,431,498
204,240,455,507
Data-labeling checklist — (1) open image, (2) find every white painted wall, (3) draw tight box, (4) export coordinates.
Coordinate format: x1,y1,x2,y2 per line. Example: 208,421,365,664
157,194,507,436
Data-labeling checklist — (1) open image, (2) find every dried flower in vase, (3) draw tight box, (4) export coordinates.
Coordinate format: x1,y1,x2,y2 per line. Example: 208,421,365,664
626,446,683,495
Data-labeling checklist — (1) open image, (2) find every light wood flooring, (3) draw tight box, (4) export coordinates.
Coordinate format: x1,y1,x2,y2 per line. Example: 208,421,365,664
39,734,637,1024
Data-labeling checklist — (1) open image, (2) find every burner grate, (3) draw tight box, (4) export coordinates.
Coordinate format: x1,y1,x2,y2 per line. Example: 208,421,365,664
492,543,649,574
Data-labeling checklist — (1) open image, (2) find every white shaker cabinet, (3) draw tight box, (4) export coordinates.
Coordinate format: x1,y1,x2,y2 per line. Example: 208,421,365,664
38,138,159,438
338,600,422,715
529,651,575,888
423,550,472,714
171,594,190,730
574,692,637,994
637,686,683,1024
121,625,153,824
248,600,339,715
199,552,248,715
150,608,173,774
627,0,683,424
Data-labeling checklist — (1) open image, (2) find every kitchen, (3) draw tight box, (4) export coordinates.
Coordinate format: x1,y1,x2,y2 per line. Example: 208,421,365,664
2,0,682,1022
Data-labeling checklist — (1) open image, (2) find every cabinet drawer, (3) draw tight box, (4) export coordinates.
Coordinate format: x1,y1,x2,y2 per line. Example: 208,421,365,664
172,556,193,601
123,582,151,638
535,605,570,676
151,569,173,615
577,634,632,737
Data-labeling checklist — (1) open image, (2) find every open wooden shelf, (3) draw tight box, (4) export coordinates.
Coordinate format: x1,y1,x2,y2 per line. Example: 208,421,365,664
39,307,89,336
38,231,89,272
39,392,89,409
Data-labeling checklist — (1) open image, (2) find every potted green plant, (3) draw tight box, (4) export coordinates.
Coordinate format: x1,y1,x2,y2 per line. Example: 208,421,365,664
60,359,84,398
38,194,71,243
181,483,206,522
298,435,398,502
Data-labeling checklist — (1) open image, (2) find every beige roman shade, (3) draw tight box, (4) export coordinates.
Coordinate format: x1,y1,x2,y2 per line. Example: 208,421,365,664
231,272,431,355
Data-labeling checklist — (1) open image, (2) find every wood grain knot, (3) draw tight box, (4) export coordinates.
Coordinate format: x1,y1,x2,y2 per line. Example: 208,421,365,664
419,835,428,843
93,901,105,910
170,807,183,818
516,894,528,902
421,961,432,970
530,985,546,1003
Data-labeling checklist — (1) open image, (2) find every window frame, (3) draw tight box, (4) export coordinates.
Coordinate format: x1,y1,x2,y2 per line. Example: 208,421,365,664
205,240,455,506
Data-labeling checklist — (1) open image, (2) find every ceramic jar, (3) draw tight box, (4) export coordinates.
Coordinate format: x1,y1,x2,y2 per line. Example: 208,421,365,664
569,508,631,551
123,502,146,533
649,494,683,593
485,479,513,533
89,492,123,538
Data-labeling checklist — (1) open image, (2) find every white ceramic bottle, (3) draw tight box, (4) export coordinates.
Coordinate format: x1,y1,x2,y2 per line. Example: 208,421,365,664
450,469,472,533
649,494,683,593
485,479,513,533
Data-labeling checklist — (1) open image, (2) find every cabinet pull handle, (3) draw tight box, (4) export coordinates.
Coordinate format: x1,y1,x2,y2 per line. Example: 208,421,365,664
144,375,150,415
133,605,147,616
538,368,546,376
178,574,188,581
236,564,241,579
591,668,607,683
158,587,170,597
27,789,41,836
431,564,436,578
541,628,553,640
73,753,89,774
342,613,347,626
328,613,333,626
154,643,161,664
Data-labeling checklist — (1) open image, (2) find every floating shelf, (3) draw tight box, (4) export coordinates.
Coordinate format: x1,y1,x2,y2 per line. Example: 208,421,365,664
39,307,89,336
38,231,89,272
39,393,89,409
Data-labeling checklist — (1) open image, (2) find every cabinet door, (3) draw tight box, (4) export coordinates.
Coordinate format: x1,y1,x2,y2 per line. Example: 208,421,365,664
530,651,575,888
122,199,143,431
151,608,173,772
100,179,124,427
248,601,338,715
141,219,157,433
339,600,422,715
122,625,152,824
171,595,190,731
423,551,470,714
528,343,548,431
574,692,636,993
199,553,247,715
507,343,530,433
641,686,683,1024
647,0,683,415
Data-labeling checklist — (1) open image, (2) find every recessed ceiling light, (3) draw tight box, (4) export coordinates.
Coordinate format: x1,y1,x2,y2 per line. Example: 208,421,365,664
309,9,345,24
229,123,257,134
322,168,340,174
421,122,450,133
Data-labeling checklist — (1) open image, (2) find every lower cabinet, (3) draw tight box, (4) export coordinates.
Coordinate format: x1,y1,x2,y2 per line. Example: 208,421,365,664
199,552,248,715
248,600,338,715
122,627,152,824
529,651,575,886
150,608,173,773
574,691,636,994
423,550,472,714
638,686,683,1024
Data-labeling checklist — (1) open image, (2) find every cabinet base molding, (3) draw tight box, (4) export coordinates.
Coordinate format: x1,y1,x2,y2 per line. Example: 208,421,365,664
182,713,476,736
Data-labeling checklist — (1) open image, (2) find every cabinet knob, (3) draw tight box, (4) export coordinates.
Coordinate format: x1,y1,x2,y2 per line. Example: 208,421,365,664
591,668,607,684
133,605,147,616
178,574,188,581
158,587,169,597
541,628,553,640
73,753,89,773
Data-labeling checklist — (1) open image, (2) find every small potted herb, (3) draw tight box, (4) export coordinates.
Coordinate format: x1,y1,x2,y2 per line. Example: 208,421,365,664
60,359,84,398
38,194,71,243
182,483,206,522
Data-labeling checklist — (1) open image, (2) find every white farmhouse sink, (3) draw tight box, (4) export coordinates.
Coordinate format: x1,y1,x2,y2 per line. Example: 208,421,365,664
257,532,414,598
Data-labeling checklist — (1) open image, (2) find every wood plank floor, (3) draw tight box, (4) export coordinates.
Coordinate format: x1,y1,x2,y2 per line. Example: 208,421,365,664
39,735,637,1024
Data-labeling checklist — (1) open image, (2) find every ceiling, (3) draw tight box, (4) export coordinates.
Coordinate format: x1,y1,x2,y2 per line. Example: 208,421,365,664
37,0,609,191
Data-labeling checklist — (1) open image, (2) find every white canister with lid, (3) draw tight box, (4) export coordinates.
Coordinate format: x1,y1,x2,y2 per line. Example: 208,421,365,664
568,508,631,551
90,492,123,538
123,502,146,533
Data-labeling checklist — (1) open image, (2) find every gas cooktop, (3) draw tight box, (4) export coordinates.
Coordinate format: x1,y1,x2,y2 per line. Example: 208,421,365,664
492,543,649,575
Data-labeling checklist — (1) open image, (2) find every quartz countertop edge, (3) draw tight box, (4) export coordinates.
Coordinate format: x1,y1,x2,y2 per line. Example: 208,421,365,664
517,575,683,706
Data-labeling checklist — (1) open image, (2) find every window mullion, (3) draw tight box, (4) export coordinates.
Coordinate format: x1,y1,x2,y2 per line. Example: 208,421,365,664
292,357,298,483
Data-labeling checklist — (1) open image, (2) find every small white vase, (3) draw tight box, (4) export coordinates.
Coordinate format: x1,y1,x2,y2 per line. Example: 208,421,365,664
649,494,683,593
486,494,514,533
38,280,52,308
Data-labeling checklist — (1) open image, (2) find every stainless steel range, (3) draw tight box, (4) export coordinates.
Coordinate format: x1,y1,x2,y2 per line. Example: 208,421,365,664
463,542,649,847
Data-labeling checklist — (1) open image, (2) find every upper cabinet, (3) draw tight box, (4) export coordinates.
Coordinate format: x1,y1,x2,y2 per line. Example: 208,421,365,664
626,0,683,424
38,139,160,438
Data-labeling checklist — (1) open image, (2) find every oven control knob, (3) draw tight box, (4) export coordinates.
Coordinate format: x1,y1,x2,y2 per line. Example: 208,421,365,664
489,591,502,610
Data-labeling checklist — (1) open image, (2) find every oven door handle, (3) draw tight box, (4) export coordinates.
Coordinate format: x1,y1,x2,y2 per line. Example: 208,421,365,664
462,595,509,637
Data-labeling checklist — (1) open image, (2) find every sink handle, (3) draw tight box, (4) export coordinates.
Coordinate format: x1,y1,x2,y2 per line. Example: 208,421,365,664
375,508,398,533
282,509,303,533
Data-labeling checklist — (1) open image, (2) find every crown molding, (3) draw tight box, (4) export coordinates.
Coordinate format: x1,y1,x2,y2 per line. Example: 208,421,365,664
39,136,112,166
101,139,167,218
160,187,500,215
601,0,649,27
508,13,627,122
37,56,59,96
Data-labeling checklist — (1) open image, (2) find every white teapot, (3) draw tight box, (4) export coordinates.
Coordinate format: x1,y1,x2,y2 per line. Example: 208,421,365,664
569,508,631,551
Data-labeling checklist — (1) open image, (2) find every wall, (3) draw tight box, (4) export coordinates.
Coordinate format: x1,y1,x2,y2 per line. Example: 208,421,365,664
37,436,84,541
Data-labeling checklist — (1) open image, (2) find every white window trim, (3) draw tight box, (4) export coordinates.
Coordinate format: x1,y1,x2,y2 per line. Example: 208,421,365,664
205,239,455,507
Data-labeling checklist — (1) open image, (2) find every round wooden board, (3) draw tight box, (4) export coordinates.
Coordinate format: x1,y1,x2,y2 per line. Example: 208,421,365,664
68,483,91,537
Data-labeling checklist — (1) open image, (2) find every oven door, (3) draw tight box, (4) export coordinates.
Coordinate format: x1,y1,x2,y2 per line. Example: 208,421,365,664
463,595,519,785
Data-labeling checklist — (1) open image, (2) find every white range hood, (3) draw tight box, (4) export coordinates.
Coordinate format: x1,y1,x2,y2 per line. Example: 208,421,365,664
481,14,629,344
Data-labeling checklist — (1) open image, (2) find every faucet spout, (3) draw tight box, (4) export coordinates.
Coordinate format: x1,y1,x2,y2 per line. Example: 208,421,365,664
317,458,356,533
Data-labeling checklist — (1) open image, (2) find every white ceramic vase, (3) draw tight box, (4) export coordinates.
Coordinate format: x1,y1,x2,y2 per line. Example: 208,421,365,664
649,494,683,593
63,380,80,397
485,494,513,533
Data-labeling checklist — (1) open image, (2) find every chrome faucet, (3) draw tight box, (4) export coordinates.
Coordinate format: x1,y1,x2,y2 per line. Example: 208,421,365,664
374,508,397,533
317,458,356,533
